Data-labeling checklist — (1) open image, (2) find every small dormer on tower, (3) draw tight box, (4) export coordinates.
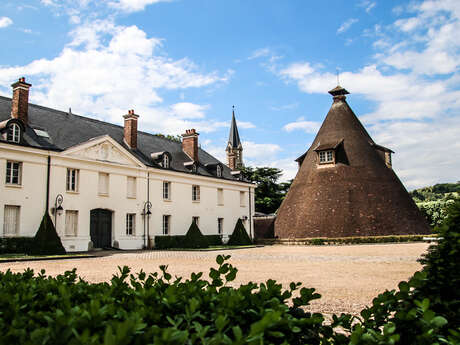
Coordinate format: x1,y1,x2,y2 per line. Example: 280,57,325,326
226,106,243,171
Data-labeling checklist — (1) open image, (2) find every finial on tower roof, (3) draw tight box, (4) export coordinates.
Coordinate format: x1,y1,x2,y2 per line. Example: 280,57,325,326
328,85,350,98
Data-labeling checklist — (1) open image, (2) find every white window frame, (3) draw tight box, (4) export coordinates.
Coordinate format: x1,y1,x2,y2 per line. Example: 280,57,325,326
192,185,200,202
126,213,136,236
217,188,224,206
127,176,136,198
98,172,109,196
192,216,200,226
162,215,170,235
218,217,224,235
240,191,246,207
162,154,169,168
216,164,222,177
65,210,78,237
7,123,20,143
3,205,20,236
5,161,22,185
319,150,334,164
163,181,171,200
66,168,79,192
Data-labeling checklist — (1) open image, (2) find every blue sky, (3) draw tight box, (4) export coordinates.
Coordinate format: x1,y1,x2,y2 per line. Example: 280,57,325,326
0,0,459,189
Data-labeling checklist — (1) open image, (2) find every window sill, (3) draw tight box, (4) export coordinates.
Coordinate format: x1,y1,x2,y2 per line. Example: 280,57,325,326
217,203,224,206
98,193,109,197
240,205,246,208
126,196,137,199
5,183,22,189
192,200,200,203
66,190,79,194
163,199,172,202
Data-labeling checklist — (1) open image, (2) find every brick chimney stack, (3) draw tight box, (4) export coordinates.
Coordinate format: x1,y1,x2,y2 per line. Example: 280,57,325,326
123,109,139,149
182,129,199,162
11,77,32,125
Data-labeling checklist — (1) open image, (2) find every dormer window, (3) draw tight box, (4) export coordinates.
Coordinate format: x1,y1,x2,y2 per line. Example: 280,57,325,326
216,164,222,177
191,163,197,173
319,150,334,163
7,123,20,143
162,154,170,169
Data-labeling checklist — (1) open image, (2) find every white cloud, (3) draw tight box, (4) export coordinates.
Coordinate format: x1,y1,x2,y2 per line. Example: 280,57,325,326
358,0,376,13
108,0,170,12
337,18,358,34
283,119,321,133
248,47,271,60
0,17,13,28
243,141,281,159
0,20,229,136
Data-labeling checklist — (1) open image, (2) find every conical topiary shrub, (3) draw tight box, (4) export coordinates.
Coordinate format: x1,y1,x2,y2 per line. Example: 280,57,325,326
228,219,252,246
183,220,209,249
29,212,66,255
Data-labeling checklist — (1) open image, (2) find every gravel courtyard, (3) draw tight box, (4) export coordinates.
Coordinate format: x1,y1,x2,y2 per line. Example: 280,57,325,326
0,243,430,315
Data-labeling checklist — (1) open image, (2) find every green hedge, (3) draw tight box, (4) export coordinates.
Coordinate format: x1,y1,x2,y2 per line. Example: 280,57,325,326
29,213,66,255
258,234,434,246
155,234,223,249
0,237,35,254
183,222,208,248
227,219,252,246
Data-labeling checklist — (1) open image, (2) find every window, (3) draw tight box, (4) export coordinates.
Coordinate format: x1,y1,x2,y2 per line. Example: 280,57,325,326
240,191,246,207
7,123,20,143
191,164,197,173
162,154,169,168
218,218,224,235
319,150,334,163
5,161,22,185
192,185,200,201
127,176,136,198
163,181,171,200
3,205,19,236
163,215,170,235
66,168,79,192
192,216,200,226
98,172,109,195
126,213,136,236
217,188,224,205
216,164,222,177
65,210,78,237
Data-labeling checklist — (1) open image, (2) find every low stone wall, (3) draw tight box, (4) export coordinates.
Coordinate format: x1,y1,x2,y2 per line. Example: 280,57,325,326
253,216,276,239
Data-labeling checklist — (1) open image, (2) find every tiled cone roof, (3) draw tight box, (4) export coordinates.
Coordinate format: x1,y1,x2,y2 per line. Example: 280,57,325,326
228,109,241,149
275,86,430,238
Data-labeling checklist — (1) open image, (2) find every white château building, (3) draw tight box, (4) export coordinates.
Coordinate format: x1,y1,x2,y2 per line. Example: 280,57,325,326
0,78,254,252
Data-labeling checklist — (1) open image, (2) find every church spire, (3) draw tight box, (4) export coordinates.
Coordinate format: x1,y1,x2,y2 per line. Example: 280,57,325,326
226,106,243,170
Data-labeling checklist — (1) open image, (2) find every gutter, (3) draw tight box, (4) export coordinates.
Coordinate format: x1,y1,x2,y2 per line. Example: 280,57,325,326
45,155,50,214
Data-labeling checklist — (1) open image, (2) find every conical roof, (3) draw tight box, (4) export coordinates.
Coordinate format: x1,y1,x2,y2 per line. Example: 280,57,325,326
275,87,430,238
228,107,241,148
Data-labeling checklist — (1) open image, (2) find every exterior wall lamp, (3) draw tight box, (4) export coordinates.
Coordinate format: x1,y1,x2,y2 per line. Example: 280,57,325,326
142,201,152,249
51,194,64,226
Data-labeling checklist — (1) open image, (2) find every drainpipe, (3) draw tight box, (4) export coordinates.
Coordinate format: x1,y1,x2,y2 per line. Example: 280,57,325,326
46,155,51,214
248,186,252,239
147,171,150,248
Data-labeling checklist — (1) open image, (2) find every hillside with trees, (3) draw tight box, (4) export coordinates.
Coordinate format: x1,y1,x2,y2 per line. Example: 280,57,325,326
410,182,460,228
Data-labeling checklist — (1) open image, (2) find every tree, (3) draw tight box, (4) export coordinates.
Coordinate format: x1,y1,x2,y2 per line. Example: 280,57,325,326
241,166,292,214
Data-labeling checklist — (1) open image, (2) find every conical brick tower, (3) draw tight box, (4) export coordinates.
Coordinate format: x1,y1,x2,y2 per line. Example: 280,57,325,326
275,86,430,238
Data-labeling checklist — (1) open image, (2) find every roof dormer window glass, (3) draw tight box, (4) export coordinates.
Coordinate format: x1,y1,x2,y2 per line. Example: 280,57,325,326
216,164,222,177
7,123,20,143
163,154,169,168
319,150,334,164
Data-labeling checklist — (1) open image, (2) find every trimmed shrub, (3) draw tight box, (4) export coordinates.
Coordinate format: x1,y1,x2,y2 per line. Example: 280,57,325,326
228,219,252,246
28,213,66,255
183,221,208,248
206,234,223,246
0,237,35,254
154,235,185,249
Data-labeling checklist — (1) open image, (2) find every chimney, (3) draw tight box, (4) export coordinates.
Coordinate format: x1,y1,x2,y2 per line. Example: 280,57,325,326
11,77,32,125
182,128,199,162
123,109,139,149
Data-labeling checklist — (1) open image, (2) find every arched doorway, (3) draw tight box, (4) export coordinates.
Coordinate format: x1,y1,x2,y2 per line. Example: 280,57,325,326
90,209,112,249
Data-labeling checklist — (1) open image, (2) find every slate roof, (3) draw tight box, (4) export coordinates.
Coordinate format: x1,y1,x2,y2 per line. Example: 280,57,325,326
228,109,241,149
0,96,248,183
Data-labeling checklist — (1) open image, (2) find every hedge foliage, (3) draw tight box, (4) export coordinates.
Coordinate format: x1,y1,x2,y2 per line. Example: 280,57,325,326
183,222,209,249
29,212,66,255
0,237,35,254
227,219,252,246
258,234,434,246
154,235,223,249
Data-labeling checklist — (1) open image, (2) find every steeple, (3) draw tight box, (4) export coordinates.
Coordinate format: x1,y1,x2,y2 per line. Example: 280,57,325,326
226,106,243,170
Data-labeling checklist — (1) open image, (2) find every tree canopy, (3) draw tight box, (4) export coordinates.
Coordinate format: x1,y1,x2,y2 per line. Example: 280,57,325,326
241,166,292,215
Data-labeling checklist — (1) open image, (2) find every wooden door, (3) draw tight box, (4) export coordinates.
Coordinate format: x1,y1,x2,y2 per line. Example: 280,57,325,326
90,209,112,248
